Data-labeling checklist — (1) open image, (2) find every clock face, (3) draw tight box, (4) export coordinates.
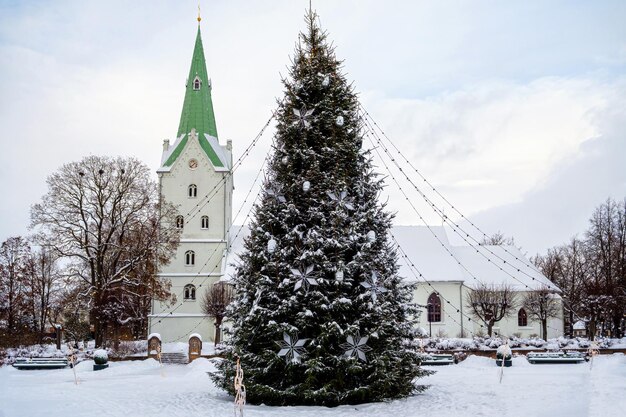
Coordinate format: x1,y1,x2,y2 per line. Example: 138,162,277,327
188,159,198,169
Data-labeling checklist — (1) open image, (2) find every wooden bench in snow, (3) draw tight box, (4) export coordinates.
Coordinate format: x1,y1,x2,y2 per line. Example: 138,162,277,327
418,353,456,365
12,357,69,370
527,351,586,364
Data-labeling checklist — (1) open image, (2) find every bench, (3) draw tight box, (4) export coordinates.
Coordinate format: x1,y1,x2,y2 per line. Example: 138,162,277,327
418,353,456,365
12,357,69,370
527,351,586,364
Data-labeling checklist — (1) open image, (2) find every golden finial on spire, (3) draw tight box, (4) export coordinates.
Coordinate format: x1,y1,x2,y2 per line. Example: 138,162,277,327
197,2,201,23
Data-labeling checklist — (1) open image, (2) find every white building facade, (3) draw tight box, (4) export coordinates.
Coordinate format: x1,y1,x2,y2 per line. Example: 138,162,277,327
394,226,564,339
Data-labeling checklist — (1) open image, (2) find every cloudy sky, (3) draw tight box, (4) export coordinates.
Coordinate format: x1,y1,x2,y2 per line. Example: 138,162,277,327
0,0,624,256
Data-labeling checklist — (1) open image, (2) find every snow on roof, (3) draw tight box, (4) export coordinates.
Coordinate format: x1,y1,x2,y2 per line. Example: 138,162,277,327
452,245,557,291
189,333,203,341
221,225,557,292
204,133,231,171
148,333,161,341
573,321,586,330
392,225,464,283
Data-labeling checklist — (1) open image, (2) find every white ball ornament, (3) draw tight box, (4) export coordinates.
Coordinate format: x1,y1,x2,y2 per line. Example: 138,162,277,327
322,75,330,87
267,238,277,253
336,115,344,126
303,181,311,192
367,230,376,242
281,156,289,165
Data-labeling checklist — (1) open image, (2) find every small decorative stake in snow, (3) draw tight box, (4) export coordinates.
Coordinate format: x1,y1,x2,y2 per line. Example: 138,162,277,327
497,340,512,383
234,355,246,417
293,106,314,129
360,271,388,303
67,344,78,385
340,332,372,362
327,190,355,211
267,238,277,254
291,265,319,292
277,332,308,364
302,181,311,192
588,339,599,370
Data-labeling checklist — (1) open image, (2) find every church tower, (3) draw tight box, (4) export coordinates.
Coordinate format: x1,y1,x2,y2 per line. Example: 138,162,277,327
148,18,233,343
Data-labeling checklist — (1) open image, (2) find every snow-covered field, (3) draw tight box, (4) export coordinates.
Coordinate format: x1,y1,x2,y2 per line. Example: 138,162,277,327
1,354,624,417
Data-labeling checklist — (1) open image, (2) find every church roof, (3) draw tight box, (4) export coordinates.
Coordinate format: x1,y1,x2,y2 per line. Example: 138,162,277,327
162,25,224,169
223,225,558,292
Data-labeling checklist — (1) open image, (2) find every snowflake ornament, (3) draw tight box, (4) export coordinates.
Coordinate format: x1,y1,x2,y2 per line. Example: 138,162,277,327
327,190,355,211
360,271,388,303
302,181,311,192
336,115,344,126
322,74,330,87
291,265,319,292
293,106,314,129
266,187,286,204
277,332,308,364
340,331,372,362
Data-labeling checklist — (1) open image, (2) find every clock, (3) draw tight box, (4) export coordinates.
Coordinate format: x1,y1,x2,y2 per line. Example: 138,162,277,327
188,159,198,169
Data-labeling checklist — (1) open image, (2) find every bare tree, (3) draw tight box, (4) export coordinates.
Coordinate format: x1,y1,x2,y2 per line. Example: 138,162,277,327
0,237,31,343
24,242,63,343
480,231,516,246
522,286,561,340
466,284,518,337
201,282,234,344
584,198,626,337
30,156,180,347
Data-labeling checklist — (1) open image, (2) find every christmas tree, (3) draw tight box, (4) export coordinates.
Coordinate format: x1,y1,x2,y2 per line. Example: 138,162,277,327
212,9,430,406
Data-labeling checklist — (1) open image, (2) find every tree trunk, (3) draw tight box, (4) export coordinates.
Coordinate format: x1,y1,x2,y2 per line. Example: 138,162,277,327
487,322,493,337
542,319,548,341
214,318,222,345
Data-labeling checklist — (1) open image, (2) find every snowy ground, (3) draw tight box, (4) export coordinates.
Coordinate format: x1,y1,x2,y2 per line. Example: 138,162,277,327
1,354,624,417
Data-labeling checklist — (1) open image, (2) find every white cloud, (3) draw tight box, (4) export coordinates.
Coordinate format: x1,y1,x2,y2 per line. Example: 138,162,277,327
363,77,621,226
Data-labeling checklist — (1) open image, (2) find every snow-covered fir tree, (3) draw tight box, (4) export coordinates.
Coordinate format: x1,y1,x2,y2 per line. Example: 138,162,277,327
212,10,430,406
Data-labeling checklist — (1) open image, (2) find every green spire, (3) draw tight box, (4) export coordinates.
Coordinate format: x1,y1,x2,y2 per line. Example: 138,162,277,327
164,25,224,168
177,26,218,139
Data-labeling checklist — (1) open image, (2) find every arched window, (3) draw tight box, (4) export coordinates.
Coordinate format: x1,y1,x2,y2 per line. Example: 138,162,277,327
201,216,209,229
188,184,197,198
184,284,196,300
427,293,442,322
192,76,201,90
518,308,528,327
175,215,184,229
185,250,195,266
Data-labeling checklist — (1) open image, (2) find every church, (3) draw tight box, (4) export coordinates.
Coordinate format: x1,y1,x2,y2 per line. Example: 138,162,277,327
148,19,234,344
149,19,564,345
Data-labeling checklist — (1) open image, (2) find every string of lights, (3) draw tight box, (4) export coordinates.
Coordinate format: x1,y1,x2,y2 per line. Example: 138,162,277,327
183,111,275,222
148,148,269,335
359,104,545,278
360,114,557,293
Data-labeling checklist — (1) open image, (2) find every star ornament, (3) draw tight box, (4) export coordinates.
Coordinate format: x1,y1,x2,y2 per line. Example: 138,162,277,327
266,187,286,203
340,332,372,362
293,106,314,129
327,190,355,211
291,265,319,292
360,271,388,303
277,332,308,364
